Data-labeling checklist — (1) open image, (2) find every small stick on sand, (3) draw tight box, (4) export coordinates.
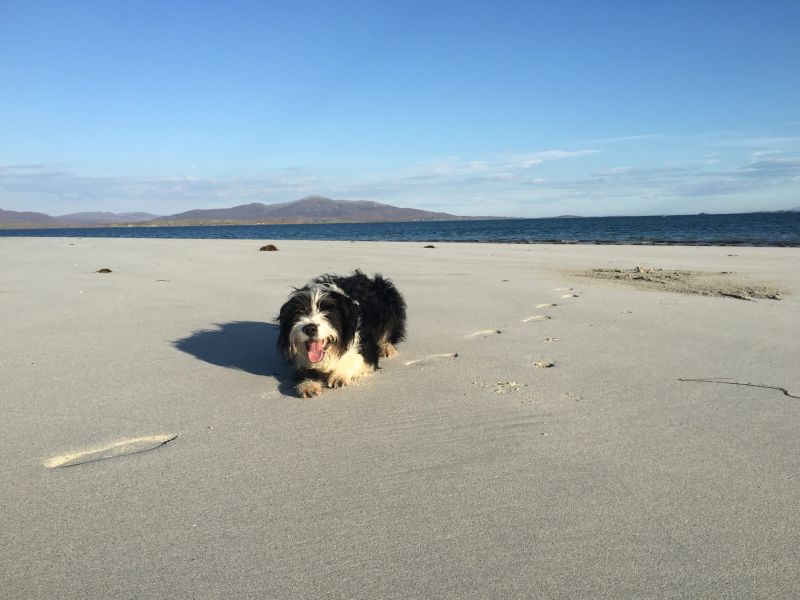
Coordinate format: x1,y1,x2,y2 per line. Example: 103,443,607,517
678,378,800,399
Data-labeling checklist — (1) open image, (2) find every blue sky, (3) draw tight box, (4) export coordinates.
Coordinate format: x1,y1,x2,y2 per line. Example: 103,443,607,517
1,0,799,217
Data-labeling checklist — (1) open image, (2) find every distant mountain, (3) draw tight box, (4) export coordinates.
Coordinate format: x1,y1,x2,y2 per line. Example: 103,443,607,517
155,202,292,223
0,209,162,228
748,207,800,214
57,211,162,226
0,208,61,226
3,196,493,228
1,198,487,228
154,196,480,224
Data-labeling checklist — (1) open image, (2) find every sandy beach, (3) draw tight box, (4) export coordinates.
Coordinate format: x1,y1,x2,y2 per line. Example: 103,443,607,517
2,236,799,599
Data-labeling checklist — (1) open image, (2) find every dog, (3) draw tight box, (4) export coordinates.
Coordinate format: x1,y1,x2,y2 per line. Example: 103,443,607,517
276,270,406,397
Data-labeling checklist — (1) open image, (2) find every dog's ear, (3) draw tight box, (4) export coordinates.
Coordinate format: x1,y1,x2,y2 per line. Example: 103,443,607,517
276,292,308,359
276,303,293,359
328,292,359,350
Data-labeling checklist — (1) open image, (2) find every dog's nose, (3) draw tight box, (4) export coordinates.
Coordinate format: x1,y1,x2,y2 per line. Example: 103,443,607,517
302,324,318,337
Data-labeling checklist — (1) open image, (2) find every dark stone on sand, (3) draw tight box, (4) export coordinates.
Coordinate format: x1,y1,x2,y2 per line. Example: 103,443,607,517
96,268,112,273
423,245,436,248
260,244,279,251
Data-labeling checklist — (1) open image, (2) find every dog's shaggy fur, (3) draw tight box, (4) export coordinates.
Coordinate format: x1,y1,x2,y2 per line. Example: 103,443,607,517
276,270,406,397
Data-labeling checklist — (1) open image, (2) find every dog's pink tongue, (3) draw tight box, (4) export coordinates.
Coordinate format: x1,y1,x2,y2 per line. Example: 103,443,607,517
307,339,325,363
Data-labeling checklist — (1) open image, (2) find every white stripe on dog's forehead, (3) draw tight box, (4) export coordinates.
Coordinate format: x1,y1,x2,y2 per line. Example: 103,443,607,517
313,282,347,298
307,287,325,313
307,284,339,313
321,282,346,295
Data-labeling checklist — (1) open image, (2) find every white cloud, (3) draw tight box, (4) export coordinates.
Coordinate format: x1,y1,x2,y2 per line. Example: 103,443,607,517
520,149,598,161
739,157,800,177
2,134,798,217
0,168,329,215
593,167,630,176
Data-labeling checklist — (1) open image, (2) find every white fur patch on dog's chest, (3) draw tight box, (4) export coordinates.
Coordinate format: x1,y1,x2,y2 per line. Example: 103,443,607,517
328,345,372,386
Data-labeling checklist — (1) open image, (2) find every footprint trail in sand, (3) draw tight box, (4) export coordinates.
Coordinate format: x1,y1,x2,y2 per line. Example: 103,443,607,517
522,315,551,323
465,329,502,339
408,286,582,381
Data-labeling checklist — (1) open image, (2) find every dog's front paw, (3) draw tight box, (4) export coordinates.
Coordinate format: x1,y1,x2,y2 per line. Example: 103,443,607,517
327,374,351,389
297,379,323,398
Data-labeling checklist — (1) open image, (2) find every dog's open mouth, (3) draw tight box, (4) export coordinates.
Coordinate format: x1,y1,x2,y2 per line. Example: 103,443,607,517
305,338,332,363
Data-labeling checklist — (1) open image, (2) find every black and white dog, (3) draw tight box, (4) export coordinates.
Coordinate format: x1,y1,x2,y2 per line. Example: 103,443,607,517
277,270,406,397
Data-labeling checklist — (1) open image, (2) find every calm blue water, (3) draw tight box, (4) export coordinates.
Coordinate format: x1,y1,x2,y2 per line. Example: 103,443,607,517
2,212,799,246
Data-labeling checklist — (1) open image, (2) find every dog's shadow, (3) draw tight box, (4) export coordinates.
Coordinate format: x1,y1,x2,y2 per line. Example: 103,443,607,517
172,321,295,394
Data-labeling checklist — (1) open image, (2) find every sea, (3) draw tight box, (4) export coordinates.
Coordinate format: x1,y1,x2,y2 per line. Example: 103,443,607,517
2,212,799,247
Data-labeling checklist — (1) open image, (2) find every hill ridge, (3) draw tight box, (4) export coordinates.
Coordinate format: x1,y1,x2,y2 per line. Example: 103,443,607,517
1,197,492,228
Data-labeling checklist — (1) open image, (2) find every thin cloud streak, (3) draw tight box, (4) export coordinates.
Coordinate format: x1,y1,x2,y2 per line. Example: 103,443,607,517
2,136,798,217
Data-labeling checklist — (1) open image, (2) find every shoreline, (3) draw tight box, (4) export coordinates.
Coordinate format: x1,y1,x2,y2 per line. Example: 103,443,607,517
2,234,798,248
2,212,799,247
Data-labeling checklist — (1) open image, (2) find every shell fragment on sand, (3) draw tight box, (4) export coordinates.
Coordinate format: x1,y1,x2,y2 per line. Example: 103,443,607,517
404,353,458,366
46,434,178,468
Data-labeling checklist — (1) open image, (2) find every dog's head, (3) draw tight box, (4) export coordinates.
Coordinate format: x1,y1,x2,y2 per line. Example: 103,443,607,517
276,284,358,369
